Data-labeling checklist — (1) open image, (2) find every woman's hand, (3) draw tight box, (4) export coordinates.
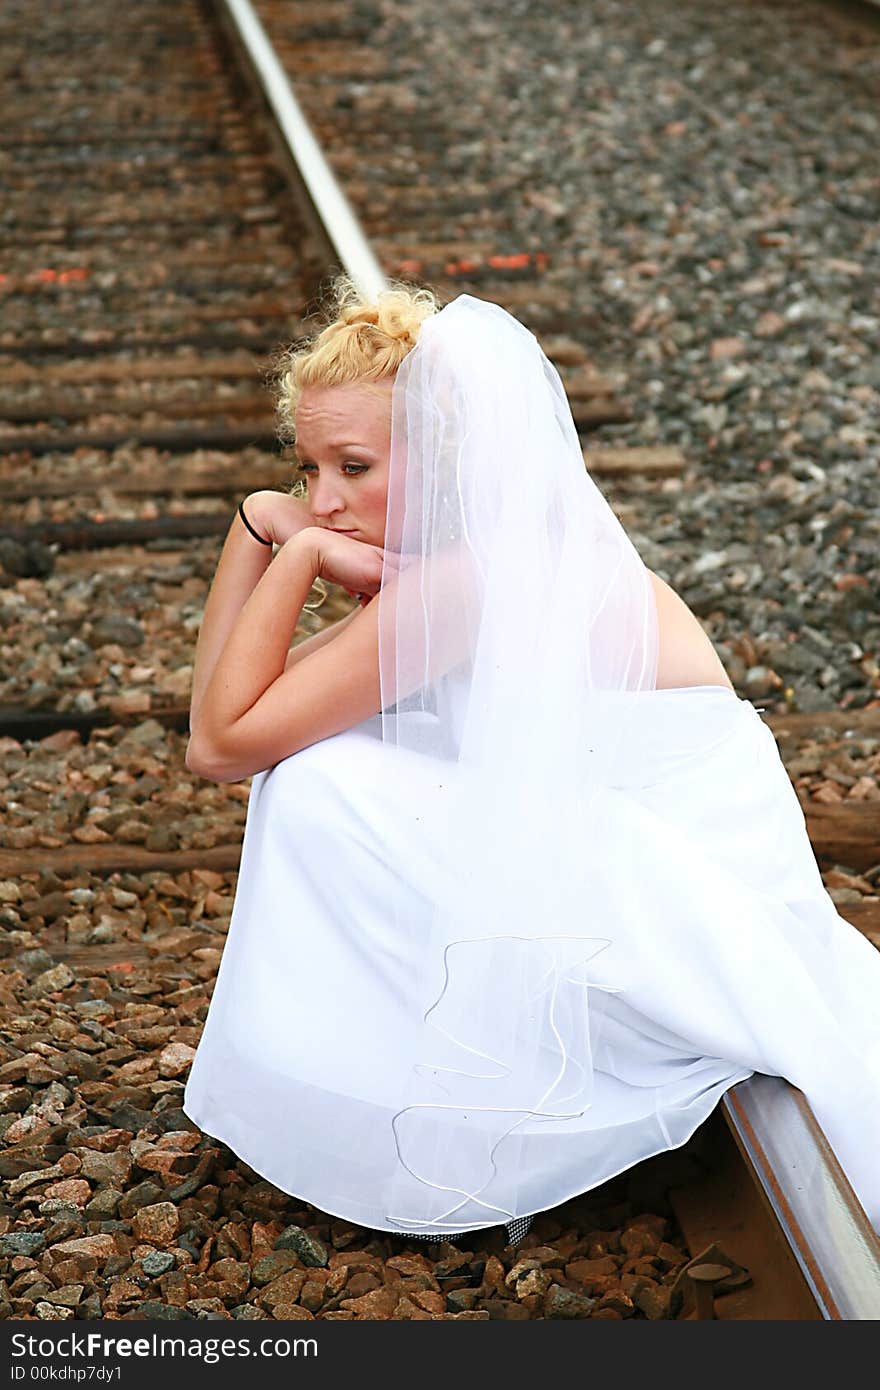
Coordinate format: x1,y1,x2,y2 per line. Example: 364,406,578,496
245,490,315,548
295,526,400,603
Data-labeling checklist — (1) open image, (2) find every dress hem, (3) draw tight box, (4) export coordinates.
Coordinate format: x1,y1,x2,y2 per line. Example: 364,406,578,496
181,1064,754,1239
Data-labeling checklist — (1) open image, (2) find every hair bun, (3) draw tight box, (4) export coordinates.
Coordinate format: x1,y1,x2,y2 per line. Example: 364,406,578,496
342,305,379,328
271,274,442,445
384,316,414,344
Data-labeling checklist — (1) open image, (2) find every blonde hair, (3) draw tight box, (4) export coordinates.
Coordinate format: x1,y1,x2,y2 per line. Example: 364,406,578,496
272,273,442,448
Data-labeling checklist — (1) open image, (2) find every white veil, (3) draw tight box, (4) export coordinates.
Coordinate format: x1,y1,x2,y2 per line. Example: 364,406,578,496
376,294,659,1234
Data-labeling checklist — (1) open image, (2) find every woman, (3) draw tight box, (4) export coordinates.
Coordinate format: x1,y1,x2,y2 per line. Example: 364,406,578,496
182,279,880,1244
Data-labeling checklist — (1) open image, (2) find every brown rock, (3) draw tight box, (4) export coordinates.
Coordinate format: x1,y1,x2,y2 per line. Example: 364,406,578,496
118,1181,164,1219
132,1145,198,1181
481,1253,507,1294
109,1057,157,1084
104,1278,146,1312
0,1057,34,1083
326,1250,383,1275
657,1240,687,1269
385,1253,432,1277
211,1259,250,1300
52,1257,98,1284
158,1043,196,1078
131,1201,180,1247
710,337,746,361
339,1285,400,1319
39,730,82,752
519,1244,566,1269
504,1256,540,1290
77,1129,133,1153
259,1270,307,1313
215,1221,250,1261
34,1301,73,1320
344,1271,382,1298
157,1271,193,1307
567,1255,620,1284
31,964,76,996
410,1290,446,1315
544,1284,597,1319
514,1267,551,1300
157,1130,201,1153
264,1301,314,1320
485,1298,530,1320
5,1115,56,1147
324,1266,350,1296
8,1162,66,1196
396,1274,439,1296
43,1179,91,1207
191,869,226,891
72,824,113,845
584,1273,624,1298
49,1234,116,1263
44,1284,84,1310
108,693,151,716
519,1292,545,1316
299,1279,325,1313
621,1228,657,1257
625,1213,667,1241
754,311,786,338
251,1250,302,1285
633,1282,671,1320
597,1289,635,1317
392,1295,433,1319
79,1149,132,1187
20,892,71,922
186,1298,230,1318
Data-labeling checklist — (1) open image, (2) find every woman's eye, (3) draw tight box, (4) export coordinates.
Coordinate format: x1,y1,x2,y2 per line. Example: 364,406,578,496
293,463,366,476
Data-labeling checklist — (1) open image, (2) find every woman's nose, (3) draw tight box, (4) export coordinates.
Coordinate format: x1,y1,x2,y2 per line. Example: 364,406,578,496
309,482,345,519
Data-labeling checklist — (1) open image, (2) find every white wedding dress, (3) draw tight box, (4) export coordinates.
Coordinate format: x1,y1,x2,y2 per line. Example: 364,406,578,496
182,673,880,1238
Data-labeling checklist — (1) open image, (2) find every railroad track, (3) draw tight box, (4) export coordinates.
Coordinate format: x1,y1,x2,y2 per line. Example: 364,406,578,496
1,0,879,1321
668,1082,880,1319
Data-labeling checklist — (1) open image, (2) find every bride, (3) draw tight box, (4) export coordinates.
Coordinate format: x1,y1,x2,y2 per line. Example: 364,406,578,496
182,278,880,1243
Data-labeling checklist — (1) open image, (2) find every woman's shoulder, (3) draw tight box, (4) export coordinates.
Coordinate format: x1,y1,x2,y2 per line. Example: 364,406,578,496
646,569,735,692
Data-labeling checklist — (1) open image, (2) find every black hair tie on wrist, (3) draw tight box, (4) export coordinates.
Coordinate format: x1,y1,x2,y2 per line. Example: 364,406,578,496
238,498,273,546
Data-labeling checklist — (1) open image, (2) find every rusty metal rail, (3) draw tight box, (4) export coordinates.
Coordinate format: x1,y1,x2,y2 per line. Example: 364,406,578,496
722,1075,880,1319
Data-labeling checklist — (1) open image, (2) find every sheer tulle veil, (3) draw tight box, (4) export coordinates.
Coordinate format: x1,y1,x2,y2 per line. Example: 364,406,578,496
375,294,661,1233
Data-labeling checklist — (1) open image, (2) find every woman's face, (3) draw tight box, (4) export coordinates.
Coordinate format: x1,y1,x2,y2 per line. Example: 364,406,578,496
293,382,392,548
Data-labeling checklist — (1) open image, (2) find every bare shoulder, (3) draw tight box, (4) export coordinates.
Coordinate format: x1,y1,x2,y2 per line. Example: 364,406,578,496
646,569,734,692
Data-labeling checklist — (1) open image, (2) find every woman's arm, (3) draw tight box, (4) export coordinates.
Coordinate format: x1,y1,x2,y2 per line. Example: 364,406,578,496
185,529,388,782
647,569,735,691
283,605,361,671
188,490,313,735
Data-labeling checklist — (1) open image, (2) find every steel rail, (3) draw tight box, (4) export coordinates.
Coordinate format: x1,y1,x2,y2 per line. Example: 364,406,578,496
215,0,388,300
723,1075,880,1319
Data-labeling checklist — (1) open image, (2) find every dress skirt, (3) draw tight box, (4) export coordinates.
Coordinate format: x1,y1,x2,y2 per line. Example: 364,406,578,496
183,686,880,1237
